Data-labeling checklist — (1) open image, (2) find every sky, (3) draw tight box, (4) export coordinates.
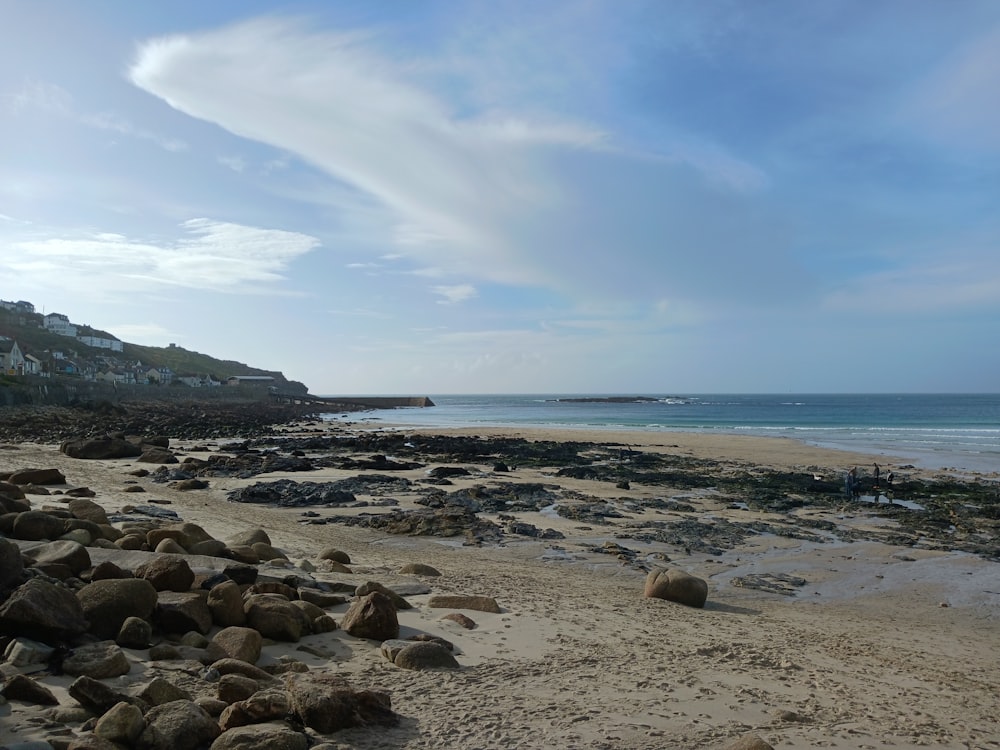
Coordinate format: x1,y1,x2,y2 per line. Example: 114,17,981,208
1,0,999,394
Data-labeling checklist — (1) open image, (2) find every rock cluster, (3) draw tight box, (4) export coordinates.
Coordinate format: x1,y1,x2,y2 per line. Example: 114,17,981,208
0,465,500,749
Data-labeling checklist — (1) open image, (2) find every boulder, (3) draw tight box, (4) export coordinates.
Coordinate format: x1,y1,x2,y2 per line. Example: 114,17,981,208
117,616,153,649
69,674,146,715
296,586,347,609
61,436,142,460
317,547,350,564
725,735,775,750
243,594,309,642
217,673,258,704
643,567,709,608
138,447,178,464
11,509,66,541
68,497,110,525
399,562,441,576
340,592,399,641
0,536,25,589
393,641,460,670
155,591,213,635
426,594,502,613
284,672,398,733
208,580,247,627
0,673,60,705
355,581,412,610
22,539,91,577
77,578,158,640
227,528,271,548
139,677,193,707
210,723,309,750
0,577,89,643
217,688,291,731
442,612,477,629
137,699,221,750
94,701,145,745
8,468,66,485
62,640,131,679
211,626,262,664
135,555,195,592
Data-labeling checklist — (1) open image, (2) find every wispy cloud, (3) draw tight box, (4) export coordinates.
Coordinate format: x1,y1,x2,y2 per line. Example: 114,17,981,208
3,218,319,296
128,18,792,315
8,80,188,152
432,284,477,305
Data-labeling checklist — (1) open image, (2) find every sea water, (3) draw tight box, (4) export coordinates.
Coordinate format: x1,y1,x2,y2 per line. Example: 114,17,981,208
320,393,1000,475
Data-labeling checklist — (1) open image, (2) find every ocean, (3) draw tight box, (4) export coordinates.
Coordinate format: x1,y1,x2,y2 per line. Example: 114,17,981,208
320,393,1000,475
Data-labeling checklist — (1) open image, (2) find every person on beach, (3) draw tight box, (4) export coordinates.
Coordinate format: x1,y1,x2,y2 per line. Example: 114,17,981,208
873,463,880,489
845,467,858,499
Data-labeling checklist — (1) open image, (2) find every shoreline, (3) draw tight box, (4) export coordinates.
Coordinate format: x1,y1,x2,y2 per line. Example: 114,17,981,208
1,412,998,749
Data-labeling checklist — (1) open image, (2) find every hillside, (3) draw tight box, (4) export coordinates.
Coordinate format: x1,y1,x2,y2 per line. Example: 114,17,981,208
0,306,307,393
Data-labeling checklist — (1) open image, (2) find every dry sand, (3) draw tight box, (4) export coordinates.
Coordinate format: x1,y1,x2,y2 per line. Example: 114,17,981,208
2,425,999,750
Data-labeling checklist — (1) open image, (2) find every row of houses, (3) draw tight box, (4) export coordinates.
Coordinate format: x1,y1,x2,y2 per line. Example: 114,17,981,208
0,301,124,352
0,336,274,389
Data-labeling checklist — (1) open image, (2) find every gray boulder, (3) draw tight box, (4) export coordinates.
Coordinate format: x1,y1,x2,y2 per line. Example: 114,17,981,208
22,539,91,577
208,580,246,627
68,497,110,525
8,468,66,485
77,577,158,640
135,555,195,592
94,700,145,745
210,724,308,750
11,510,66,541
117,615,153,649
62,640,131,679
243,594,309,642
393,641,460,670
0,673,60,705
137,699,221,750
0,536,25,589
60,435,142,460
211,626,262,664
284,672,397,733
0,577,89,643
155,591,213,635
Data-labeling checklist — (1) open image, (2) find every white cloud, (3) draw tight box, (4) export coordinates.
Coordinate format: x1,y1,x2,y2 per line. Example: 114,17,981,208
3,218,319,296
8,80,188,152
432,284,477,304
127,18,796,313
217,155,247,172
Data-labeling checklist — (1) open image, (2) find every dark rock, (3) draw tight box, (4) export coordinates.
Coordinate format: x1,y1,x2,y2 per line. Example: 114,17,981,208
22,539,91,577
61,436,142,460
77,578,158,640
137,699,221,750
0,536,25,589
8,468,66,485
0,577,89,642
135,555,195,592
243,594,308,642
62,640,131,679
209,723,309,750
155,591,213,635
340,592,399,641
394,641,460,670
69,674,145,715
1,673,60,705
11,509,66,540
285,672,398,733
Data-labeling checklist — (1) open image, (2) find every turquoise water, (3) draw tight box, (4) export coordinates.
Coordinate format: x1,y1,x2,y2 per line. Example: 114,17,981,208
320,393,1000,474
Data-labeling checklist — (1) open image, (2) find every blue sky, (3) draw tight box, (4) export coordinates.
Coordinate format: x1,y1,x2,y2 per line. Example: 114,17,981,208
2,1,998,394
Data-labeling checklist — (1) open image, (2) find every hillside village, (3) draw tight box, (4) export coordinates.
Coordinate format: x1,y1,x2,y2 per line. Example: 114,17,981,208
0,297,278,390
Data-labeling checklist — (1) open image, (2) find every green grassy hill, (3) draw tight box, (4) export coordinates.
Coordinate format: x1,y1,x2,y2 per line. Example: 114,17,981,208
0,307,307,393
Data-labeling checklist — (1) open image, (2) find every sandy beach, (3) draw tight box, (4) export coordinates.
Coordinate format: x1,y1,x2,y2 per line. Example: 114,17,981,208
2,420,999,750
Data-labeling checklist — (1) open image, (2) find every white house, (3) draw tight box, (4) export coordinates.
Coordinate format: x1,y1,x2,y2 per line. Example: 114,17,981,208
0,339,25,375
77,334,124,352
44,313,77,338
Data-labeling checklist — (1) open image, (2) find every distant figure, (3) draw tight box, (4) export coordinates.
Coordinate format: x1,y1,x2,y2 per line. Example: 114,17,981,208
873,463,880,489
845,467,858,499
886,470,894,488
